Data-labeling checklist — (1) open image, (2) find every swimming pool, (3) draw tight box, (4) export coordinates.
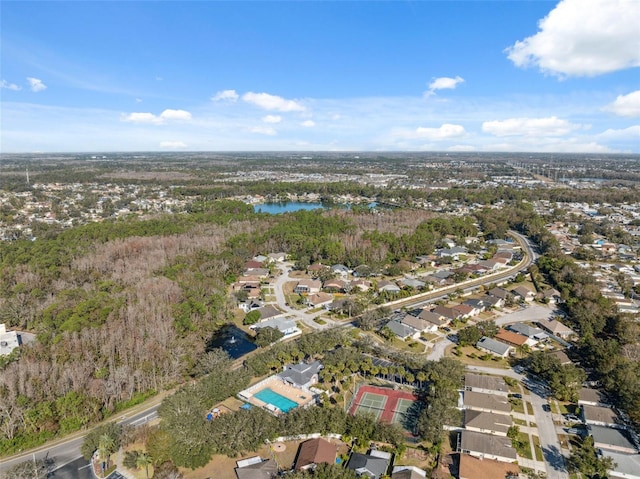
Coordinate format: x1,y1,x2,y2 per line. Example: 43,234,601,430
253,387,298,413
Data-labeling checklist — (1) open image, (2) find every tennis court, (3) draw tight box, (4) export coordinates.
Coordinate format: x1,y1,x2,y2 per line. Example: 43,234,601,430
349,385,419,432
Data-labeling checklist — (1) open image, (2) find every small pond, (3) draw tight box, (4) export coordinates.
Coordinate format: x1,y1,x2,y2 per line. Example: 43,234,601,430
207,324,256,359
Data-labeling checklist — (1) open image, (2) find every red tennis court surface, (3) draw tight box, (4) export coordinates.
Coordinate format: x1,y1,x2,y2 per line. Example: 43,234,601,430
349,385,418,425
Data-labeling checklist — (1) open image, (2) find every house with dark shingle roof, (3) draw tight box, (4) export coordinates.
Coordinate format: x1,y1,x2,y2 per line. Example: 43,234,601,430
463,391,511,415
294,437,337,470
346,450,392,479
464,410,513,436
279,361,323,389
235,458,277,479
476,336,512,358
464,373,509,396
459,430,517,463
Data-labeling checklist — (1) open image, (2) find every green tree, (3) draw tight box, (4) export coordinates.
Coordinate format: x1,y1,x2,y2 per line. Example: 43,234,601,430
568,436,615,478
255,327,285,347
136,451,152,479
243,310,261,325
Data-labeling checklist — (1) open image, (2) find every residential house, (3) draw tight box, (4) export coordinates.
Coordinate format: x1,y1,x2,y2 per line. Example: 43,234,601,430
436,246,468,260
541,288,563,304
579,388,609,407
507,323,548,342
476,337,512,358
308,263,329,274
253,255,268,263
537,318,575,339
377,280,401,294
351,279,372,292
463,391,511,415
464,373,509,396
400,277,426,289
306,292,334,309
452,304,475,319
251,317,298,337
386,320,418,340
346,450,392,479
458,454,519,479
323,279,347,292
487,287,511,301
459,430,517,463
495,329,529,348
401,314,435,334
331,264,350,278
478,259,503,271
589,425,638,454
464,410,513,436
391,466,426,479
239,300,263,313
294,279,322,294
0,324,20,356
547,349,572,365
267,252,287,262
255,305,285,322
294,438,337,470
483,295,504,309
432,305,459,322
245,268,270,279
244,260,264,270
279,361,323,389
582,405,621,427
463,298,490,313
417,310,447,328
511,286,535,302
235,458,277,479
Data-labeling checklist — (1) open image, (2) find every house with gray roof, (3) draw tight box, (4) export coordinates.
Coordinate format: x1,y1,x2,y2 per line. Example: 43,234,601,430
600,450,640,479
579,387,609,407
417,310,447,327
464,373,509,396
464,410,512,436
0,324,20,356
255,305,285,321
459,430,517,463
279,361,323,389
401,314,435,333
391,466,426,479
507,322,548,341
582,404,621,427
386,320,418,340
235,458,277,479
476,336,512,358
537,317,575,339
346,450,391,479
251,317,299,337
589,425,638,454
463,391,511,415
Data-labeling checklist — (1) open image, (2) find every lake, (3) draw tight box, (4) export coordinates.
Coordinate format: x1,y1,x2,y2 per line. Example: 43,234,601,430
254,201,378,214
253,202,324,214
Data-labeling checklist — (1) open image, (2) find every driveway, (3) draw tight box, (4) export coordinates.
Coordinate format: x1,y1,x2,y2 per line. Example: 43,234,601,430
494,304,557,326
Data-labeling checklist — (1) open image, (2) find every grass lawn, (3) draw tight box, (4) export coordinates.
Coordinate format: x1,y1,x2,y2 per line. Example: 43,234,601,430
515,432,533,459
451,345,510,369
526,402,534,415
533,435,544,461
510,398,524,414
314,317,327,325
513,418,527,426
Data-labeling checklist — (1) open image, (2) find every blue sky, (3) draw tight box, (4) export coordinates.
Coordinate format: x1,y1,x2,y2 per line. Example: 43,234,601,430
1,0,639,153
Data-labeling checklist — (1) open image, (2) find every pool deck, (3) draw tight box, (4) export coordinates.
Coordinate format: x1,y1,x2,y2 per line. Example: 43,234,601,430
238,375,316,415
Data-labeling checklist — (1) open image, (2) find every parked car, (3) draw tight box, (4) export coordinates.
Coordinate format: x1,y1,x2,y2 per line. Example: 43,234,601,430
510,393,523,399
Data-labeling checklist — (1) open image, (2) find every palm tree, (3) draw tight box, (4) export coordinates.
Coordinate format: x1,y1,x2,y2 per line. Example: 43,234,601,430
97,433,115,476
136,452,152,479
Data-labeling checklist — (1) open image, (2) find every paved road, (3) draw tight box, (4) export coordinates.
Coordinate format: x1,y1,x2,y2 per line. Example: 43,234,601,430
495,304,557,326
0,402,160,476
467,365,568,479
271,262,337,330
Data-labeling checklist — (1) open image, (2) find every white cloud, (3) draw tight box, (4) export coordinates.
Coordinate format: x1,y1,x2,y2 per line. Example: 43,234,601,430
121,112,163,124
425,76,464,96
447,145,476,152
26,77,47,92
506,0,640,77
159,109,192,121
262,115,282,124
597,125,640,140
211,89,239,102
301,120,315,127
0,80,21,91
482,116,581,137
135,98,142,103
160,141,187,149
250,126,277,136
604,90,640,118
121,109,192,124
394,124,466,140
242,92,305,112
